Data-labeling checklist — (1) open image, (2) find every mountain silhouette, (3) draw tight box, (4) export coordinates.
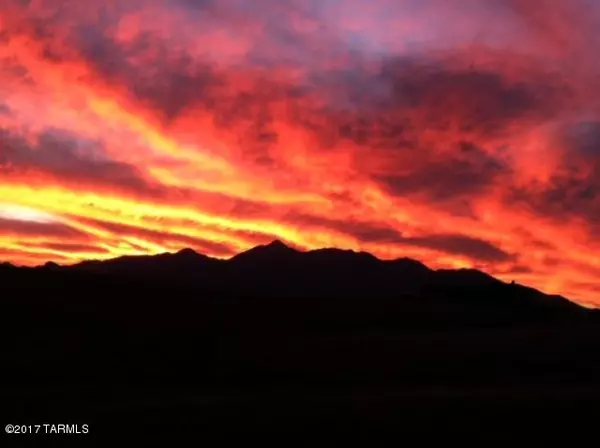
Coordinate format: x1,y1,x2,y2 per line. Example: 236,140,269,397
2,240,599,442
230,239,300,263
69,246,220,279
33,240,579,313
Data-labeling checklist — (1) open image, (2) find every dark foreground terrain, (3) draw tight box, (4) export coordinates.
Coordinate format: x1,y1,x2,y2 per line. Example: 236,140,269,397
2,241,600,444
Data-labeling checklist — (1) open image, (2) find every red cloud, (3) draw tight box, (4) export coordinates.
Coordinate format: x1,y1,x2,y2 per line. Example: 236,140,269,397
0,0,599,305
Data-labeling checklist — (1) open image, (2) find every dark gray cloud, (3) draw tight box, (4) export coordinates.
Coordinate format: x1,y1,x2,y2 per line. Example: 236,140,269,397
402,233,513,262
0,127,152,192
508,120,600,224
1,55,34,85
502,264,534,274
70,216,237,257
560,121,600,159
73,27,223,121
510,172,600,223
378,59,556,134
284,211,513,262
377,141,509,206
0,217,88,239
24,0,330,125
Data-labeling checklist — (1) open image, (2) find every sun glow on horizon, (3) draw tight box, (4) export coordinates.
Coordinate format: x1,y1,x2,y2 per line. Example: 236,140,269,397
0,203,59,224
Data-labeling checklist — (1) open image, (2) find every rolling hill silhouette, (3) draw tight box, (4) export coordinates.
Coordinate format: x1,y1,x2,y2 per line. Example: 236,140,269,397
2,241,599,443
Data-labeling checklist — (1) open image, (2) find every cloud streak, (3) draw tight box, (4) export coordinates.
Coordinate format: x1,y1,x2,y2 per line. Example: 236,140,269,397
1,0,600,305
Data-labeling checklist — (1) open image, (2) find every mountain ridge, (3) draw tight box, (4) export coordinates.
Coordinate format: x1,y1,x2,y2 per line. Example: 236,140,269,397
2,240,583,312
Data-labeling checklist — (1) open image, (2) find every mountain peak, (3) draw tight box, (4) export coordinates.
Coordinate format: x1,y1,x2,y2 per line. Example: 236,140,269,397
231,239,299,262
259,239,301,255
265,239,291,249
175,248,199,257
43,261,61,270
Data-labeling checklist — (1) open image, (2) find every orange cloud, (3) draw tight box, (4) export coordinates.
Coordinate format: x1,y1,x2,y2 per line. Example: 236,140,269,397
1,0,600,306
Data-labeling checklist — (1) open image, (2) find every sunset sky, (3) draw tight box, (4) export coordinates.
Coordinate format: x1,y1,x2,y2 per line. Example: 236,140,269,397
1,0,600,306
